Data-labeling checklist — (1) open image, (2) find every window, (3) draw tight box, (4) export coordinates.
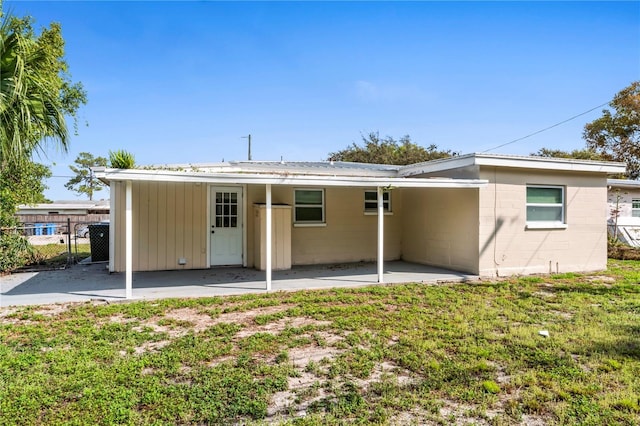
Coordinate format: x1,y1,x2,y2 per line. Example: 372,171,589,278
294,189,324,224
526,185,565,226
633,199,640,218
215,190,239,228
364,190,391,213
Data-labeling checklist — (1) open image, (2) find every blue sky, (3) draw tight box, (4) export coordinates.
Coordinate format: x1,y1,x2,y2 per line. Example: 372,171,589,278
6,1,640,201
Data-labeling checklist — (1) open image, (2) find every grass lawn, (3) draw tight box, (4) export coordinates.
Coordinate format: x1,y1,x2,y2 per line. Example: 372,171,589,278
27,243,91,267
1,261,639,425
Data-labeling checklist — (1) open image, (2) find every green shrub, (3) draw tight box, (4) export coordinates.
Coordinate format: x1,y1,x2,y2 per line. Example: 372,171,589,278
109,149,135,169
0,231,34,273
608,240,640,260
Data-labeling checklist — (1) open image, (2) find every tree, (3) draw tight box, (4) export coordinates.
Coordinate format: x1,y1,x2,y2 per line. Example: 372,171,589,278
0,12,86,165
531,147,611,161
0,160,51,226
0,159,51,272
328,132,457,165
583,81,640,178
0,8,86,271
65,152,107,200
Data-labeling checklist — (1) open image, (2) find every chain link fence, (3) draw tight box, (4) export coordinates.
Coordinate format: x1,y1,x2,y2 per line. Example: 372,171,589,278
2,219,109,271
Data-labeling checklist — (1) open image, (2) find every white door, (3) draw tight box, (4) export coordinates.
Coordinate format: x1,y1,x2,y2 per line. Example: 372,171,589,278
210,186,243,266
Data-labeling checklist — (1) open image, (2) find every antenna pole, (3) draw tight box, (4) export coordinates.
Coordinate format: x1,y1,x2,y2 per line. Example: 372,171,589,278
242,134,252,161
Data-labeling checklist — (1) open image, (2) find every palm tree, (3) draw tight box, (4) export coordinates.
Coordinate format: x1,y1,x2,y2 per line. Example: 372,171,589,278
0,12,71,165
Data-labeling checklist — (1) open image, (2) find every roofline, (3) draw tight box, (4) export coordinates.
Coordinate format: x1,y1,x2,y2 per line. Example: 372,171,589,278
16,203,109,209
399,153,626,176
607,179,640,189
95,168,487,189
106,161,401,178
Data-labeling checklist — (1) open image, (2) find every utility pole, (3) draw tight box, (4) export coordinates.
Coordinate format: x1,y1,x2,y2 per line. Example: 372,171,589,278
242,134,252,161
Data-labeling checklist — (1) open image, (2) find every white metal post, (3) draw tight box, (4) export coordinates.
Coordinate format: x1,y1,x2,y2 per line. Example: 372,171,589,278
377,186,384,283
109,182,115,272
266,184,272,291
125,180,133,299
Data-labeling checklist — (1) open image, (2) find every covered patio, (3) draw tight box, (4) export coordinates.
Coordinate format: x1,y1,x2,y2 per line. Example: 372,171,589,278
96,163,487,300
0,261,478,307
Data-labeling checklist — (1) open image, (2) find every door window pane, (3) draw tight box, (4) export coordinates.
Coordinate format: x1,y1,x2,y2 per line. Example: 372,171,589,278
215,190,240,228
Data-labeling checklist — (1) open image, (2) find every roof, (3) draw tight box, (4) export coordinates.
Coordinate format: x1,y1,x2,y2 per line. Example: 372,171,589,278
94,167,486,189
608,179,640,189
399,153,626,176
144,160,400,177
94,153,625,189
17,201,109,211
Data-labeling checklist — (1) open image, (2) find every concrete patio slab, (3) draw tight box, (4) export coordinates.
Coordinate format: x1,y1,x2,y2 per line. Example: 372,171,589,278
0,261,478,307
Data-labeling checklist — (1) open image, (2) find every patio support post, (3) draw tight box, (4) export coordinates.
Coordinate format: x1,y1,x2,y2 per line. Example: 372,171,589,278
377,186,384,283
266,184,272,291
125,180,133,299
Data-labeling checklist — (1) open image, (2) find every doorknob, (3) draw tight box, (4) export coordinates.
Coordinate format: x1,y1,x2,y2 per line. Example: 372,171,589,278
211,230,215,234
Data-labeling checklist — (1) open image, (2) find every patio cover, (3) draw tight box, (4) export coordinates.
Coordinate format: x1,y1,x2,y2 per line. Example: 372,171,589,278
95,166,488,299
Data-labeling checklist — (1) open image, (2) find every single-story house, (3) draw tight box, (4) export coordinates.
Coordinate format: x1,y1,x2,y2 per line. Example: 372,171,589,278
94,153,624,296
606,179,640,246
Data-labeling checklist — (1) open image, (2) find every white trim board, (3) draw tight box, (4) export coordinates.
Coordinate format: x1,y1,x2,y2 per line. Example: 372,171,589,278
95,168,488,189
400,153,626,177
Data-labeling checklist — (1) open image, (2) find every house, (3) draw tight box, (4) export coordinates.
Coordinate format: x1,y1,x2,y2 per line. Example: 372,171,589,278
16,200,110,235
94,153,624,296
606,179,640,246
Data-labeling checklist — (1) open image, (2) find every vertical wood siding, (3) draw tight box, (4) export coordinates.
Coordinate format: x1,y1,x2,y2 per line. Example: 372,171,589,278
114,181,207,272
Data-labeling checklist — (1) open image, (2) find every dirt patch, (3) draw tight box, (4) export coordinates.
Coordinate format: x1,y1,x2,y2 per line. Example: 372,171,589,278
0,308,20,324
109,314,138,324
33,304,69,317
551,310,573,320
267,371,327,418
288,345,342,370
125,305,293,354
0,304,72,324
389,408,441,425
236,316,331,339
354,361,416,391
206,355,235,368
520,414,548,425
214,305,290,326
439,399,490,425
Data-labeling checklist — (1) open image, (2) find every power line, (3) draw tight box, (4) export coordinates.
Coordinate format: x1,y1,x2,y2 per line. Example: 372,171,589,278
481,101,610,153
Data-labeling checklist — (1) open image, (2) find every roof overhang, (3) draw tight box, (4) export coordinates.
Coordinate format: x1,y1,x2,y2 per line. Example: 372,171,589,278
607,179,640,189
400,153,626,176
94,168,488,189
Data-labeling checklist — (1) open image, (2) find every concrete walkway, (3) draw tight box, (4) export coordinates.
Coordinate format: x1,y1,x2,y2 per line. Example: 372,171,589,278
0,261,478,307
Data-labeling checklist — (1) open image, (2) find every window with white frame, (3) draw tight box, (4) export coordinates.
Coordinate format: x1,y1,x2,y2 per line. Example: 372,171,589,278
526,185,565,224
364,190,391,213
294,189,325,223
632,199,640,217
